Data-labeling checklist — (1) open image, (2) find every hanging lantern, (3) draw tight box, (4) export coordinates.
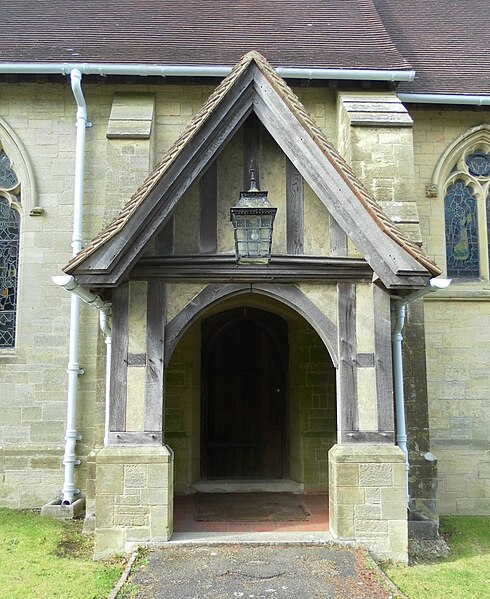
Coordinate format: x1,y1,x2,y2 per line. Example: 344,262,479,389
230,170,277,264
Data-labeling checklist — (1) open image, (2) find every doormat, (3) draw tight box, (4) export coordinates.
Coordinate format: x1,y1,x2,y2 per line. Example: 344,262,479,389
193,492,311,522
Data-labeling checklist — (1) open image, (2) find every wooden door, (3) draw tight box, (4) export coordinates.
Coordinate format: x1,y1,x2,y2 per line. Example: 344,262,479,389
202,308,288,479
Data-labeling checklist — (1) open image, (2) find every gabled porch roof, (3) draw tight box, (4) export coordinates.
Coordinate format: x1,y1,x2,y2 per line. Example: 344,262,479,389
65,51,441,288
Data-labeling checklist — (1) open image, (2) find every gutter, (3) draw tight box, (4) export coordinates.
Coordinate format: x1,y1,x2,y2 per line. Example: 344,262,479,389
392,277,451,508
398,93,490,106
0,61,415,82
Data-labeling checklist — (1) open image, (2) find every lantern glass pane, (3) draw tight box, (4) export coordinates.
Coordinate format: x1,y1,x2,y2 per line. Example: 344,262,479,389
230,207,276,263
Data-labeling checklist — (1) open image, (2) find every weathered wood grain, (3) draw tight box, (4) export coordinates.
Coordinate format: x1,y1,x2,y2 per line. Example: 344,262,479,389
165,283,250,366
252,68,428,287
373,284,395,432
127,353,146,367
109,283,129,432
199,162,218,254
76,69,255,282
145,279,165,433
253,283,338,366
337,282,358,436
131,254,372,282
329,216,347,256
243,112,261,189
286,158,304,254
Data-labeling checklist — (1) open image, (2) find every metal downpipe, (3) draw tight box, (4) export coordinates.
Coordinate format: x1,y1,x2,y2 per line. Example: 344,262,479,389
392,304,409,507
99,310,112,447
53,275,112,486
391,278,451,509
61,69,87,505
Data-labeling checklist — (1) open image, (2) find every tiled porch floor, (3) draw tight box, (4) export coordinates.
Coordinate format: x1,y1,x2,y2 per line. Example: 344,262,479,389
174,494,329,533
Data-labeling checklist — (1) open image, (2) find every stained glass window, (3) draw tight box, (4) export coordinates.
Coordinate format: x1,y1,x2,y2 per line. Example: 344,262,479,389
444,180,479,278
0,151,19,189
0,199,20,348
465,151,490,177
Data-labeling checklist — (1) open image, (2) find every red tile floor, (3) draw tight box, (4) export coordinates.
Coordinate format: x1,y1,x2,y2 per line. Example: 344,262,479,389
174,494,329,533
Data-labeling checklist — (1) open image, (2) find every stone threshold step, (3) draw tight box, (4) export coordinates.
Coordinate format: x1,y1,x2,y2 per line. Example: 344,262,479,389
189,479,305,494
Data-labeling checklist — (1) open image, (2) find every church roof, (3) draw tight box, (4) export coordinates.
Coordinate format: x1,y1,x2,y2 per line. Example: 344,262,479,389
0,1,410,71
375,0,490,96
65,51,440,284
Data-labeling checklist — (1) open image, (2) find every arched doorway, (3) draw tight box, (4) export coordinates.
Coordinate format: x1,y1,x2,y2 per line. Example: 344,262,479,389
201,307,288,480
167,293,336,534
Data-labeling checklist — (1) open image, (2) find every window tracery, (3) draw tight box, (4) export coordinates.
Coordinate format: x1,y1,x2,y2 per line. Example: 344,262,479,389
440,136,490,279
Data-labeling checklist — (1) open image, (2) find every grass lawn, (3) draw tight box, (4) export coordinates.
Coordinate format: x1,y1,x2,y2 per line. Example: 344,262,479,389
0,508,124,599
384,516,490,599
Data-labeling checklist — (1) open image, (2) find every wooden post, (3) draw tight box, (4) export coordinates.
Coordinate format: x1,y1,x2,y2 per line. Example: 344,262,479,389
145,279,166,441
337,282,358,442
108,283,129,433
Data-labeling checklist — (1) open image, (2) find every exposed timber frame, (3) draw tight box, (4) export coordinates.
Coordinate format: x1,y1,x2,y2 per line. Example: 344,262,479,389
164,282,339,368
65,52,437,290
128,255,372,283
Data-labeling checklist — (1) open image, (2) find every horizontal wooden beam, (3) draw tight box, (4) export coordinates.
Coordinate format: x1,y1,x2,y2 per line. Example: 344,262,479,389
130,254,373,282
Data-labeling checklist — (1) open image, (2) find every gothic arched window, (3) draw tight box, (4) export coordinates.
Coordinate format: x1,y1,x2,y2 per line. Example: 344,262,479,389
436,127,490,280
0,149,21,348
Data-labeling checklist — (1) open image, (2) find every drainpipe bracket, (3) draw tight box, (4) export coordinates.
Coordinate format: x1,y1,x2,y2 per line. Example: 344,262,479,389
86,121,93,128
76,434,83,441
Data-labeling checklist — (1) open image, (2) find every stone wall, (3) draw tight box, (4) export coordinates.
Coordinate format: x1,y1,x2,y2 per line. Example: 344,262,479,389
423,297,490,514
289,316,337,492
0,80,218,507
410,107,490,515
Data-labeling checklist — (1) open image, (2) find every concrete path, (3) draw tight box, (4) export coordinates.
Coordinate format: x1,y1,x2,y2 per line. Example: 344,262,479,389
126,544,394,598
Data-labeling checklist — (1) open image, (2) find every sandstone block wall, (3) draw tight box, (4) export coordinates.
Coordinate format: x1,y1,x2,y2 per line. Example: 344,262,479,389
410,107,490,515
0,81,223,507
93,445,173,559
329,444,408,563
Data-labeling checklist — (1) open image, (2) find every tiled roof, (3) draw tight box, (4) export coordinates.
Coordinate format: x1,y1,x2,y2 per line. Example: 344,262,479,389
66,51,440,277
375,0,490,96
1,0,410,71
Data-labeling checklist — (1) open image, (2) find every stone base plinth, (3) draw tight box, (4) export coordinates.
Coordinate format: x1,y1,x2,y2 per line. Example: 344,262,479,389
329,444,408,563
93,445,173,559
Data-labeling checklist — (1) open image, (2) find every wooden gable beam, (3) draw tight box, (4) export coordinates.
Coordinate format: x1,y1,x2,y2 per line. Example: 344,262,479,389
73,69,255,283
251,67,429,288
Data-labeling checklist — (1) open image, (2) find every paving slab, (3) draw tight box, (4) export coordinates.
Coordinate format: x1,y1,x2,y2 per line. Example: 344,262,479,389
126,544,393,598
